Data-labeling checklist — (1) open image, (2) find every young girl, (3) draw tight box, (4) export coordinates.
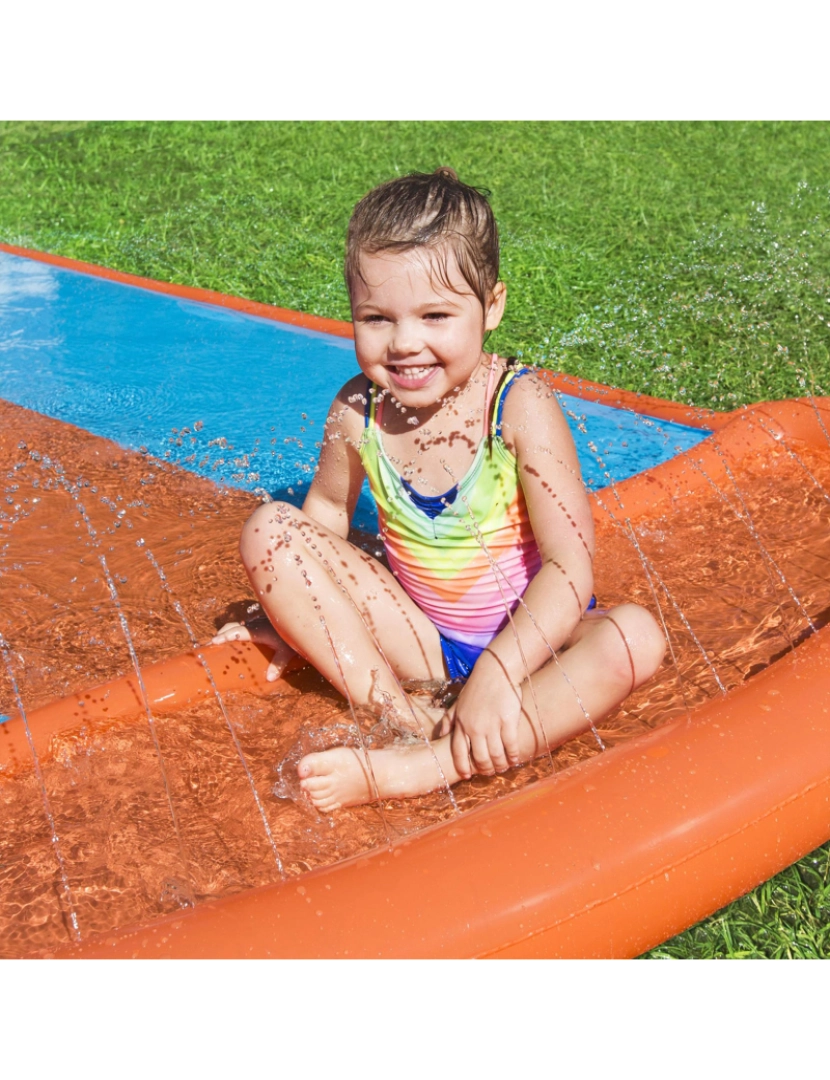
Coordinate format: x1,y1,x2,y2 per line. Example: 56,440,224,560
214,168,666,812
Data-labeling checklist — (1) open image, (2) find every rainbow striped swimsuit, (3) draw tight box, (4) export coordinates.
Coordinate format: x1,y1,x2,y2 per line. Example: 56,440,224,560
359,359,542,679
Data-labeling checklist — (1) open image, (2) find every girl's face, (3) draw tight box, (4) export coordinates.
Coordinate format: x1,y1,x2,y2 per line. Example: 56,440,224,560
350,248,506,412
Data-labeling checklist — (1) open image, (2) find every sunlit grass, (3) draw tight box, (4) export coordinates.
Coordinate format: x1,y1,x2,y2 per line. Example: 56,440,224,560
2,120,830,958
2,121,829,408
649,847,830,959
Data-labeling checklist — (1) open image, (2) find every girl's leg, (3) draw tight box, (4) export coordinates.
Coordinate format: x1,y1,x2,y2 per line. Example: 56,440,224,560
240,501,447,733
298,603,666,811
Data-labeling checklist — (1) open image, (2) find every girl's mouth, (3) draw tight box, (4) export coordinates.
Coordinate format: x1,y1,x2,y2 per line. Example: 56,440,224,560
388,364,438,390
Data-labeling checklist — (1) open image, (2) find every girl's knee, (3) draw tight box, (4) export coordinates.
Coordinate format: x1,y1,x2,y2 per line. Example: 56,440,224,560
603,603,666,690
240,501,303,577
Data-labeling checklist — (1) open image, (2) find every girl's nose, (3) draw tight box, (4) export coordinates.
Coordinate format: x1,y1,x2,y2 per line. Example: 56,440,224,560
389,319,422,356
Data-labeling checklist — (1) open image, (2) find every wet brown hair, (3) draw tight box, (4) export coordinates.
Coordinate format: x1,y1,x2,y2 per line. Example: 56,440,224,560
345,167,500,310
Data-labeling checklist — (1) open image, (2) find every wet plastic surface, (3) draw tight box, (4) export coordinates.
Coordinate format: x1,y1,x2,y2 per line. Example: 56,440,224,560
2,248,828,959
3,396,830,957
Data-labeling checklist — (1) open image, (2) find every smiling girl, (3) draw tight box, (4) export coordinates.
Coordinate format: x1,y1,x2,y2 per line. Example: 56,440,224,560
214,168,665,811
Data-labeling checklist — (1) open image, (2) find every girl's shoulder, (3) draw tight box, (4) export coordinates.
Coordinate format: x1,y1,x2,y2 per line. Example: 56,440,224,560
334,372,372,406
498,363,591,536
497,363,573,449
498,359,551,398
324,374,371,436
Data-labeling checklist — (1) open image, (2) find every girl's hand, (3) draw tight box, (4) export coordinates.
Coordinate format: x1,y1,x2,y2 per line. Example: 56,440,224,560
445,663,523,779
210,617,297,683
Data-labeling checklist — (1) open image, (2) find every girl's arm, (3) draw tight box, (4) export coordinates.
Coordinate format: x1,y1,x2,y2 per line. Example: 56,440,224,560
301,376,367,538
449,372,596,777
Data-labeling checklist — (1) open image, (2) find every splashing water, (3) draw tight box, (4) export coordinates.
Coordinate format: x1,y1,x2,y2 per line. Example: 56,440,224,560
3,186,830,956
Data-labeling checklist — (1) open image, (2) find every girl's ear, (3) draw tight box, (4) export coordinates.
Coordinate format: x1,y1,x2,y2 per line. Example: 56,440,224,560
484,281,507,332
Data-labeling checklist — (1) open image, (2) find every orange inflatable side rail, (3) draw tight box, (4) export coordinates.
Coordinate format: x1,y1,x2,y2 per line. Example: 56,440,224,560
586,397,830,524
5,392,826,958
0,642,277,775
52,625,830,959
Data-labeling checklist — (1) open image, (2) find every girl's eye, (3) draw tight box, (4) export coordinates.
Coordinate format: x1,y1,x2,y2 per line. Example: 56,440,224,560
424,312,449,321
363,315,388,324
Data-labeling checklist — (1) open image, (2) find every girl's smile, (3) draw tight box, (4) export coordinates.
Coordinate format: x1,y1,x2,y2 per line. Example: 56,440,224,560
386,363,440,392
351,248,506,412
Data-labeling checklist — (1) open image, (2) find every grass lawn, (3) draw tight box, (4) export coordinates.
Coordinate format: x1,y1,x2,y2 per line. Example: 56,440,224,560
2,120,830,957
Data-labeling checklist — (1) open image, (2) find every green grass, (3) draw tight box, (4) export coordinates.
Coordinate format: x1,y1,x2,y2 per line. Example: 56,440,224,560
3,121,829,409
2,120,829,957
649,847,830,960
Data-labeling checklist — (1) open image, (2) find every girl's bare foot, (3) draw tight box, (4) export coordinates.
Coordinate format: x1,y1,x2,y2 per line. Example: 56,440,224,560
297,739,459,812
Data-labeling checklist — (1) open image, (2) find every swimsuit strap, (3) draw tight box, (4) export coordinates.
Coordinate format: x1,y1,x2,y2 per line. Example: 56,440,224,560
482,354,500,438
491,358,532,439
364,379,379,428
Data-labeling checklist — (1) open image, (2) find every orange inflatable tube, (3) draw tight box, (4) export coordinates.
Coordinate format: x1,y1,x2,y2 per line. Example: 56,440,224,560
6,394,830,958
